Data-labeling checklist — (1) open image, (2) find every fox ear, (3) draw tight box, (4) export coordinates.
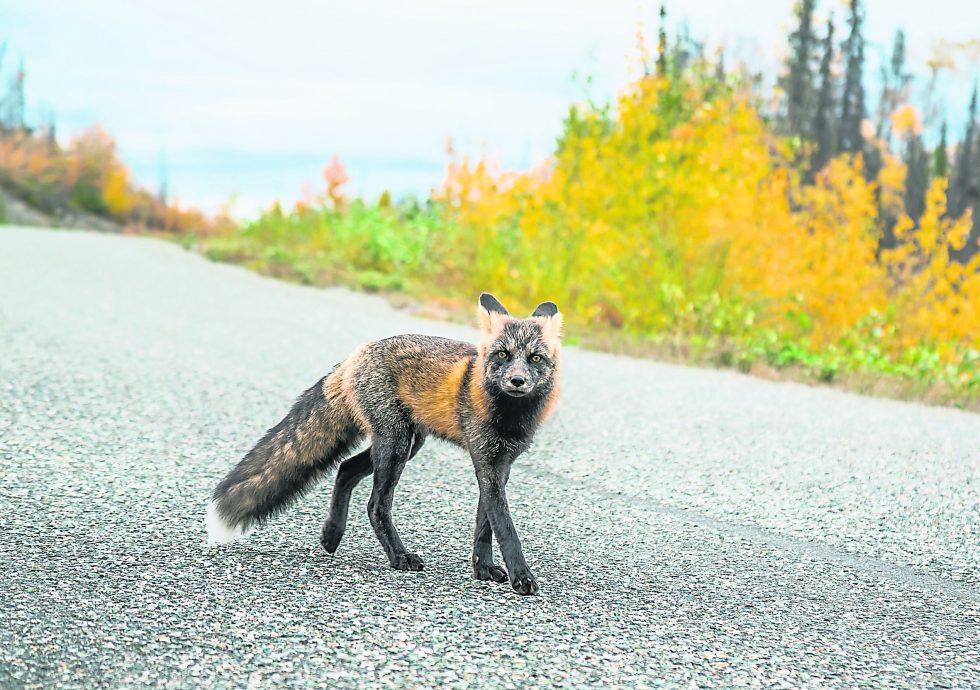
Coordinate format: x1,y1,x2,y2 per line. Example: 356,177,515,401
478,292,509,332
531,301,558,318
531,301,563,343
480,293,509,315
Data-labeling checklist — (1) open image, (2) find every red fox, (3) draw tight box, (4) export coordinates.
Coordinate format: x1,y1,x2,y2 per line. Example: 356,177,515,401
206,293,562,595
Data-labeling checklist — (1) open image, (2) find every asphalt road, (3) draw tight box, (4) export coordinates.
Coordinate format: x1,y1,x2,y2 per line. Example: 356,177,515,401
1,226,978,689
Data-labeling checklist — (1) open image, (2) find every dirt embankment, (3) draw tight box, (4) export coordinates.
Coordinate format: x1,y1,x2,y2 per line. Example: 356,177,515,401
0,186,121,233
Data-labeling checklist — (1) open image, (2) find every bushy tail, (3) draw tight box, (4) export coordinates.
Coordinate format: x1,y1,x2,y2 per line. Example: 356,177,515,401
206,375,362,543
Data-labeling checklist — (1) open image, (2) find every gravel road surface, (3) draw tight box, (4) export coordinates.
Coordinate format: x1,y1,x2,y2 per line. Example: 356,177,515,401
1,226,978,688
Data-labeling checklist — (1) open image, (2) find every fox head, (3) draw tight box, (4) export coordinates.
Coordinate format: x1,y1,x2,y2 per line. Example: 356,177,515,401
476,292,563,400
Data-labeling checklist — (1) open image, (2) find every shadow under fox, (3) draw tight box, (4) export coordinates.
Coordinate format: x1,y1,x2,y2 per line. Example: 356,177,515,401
207,293,562,595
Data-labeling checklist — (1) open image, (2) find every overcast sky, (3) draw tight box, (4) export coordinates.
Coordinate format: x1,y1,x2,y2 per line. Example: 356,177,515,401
3,0,979,215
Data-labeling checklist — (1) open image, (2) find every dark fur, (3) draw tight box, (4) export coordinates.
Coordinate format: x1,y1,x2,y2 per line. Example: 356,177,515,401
212,377,363,529
209,293,562,595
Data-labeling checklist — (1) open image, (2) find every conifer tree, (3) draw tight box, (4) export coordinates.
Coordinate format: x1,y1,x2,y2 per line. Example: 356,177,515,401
780,0,817,138
158,155,169,207
875,30,911,144
1,57,26,130
811,15,837,174
903,134,929,224
714,48,726,82
671,21,702,77
839,0,866,155
947,85,980,261
949,85,977,219
932,120,949,179
656,4,668,77
0,42,6,131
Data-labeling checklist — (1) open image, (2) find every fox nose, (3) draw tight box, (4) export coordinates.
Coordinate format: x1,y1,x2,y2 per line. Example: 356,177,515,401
510,376,526,388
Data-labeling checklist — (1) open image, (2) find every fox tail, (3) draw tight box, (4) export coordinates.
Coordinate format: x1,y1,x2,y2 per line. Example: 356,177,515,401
205,375,363,543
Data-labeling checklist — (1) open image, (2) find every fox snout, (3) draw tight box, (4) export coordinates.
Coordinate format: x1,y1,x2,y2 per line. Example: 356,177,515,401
501,370,533,397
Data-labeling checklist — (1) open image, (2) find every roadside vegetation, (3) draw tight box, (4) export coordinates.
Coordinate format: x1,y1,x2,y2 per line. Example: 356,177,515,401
0,46,214,233
2,1,979,407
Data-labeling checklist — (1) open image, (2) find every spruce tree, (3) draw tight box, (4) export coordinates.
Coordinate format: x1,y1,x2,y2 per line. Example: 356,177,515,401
0,42,6,131
714,48,726,83
780,0,817,139
656,4,668,77
903,134,929,224
42,111,57,149
1,58,26,130
158,155,169,207
971,146,980,262
876,30,910,144
839,0,866,156
673,21,693,76
947,85,980,262
811,15,837,174
890,30,907,89
932,120,949,179
949,85,977,219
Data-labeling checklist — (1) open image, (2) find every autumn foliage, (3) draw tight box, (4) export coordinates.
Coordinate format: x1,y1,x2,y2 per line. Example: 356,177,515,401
0,125,212,233
437,72,978,386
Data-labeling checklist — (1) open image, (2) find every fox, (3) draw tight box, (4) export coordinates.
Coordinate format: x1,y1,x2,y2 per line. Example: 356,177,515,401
206,293,562,595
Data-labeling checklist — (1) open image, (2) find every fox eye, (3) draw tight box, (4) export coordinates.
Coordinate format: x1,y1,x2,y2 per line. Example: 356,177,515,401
496,351,508,360
530,354,542,363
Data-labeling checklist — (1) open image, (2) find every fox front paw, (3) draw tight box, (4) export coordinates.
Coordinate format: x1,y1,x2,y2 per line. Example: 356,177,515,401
391,552,425,571
473,563,508,583
510,569,538,595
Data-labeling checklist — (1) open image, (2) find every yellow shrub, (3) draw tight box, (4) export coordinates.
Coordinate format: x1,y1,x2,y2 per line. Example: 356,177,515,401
439,72,978,360
793,157,887,344
884,180,980,347
103,166,136,217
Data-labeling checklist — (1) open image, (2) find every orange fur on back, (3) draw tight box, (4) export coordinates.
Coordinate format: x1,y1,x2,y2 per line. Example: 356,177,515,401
398,356,470,443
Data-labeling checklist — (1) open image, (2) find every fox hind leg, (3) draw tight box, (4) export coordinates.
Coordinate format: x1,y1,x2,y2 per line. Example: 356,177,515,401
321,448,373,554
321,433,425,555
367,429,424,571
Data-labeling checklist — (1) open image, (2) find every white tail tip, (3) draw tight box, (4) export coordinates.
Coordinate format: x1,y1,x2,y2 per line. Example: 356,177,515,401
206,500,249,544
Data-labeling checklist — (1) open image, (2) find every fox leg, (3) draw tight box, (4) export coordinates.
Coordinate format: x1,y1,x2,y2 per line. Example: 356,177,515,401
367,430,423,571
320,448,372,554
471,453,537,595
321,433,425,555
471,463,510,583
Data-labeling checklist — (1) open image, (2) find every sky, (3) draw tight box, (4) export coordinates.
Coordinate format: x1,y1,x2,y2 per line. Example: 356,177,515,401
2,0,979,217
